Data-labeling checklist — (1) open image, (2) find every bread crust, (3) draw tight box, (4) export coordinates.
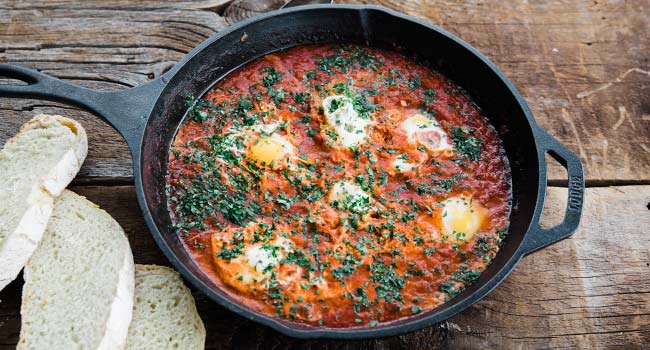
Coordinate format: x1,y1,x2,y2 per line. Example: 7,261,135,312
17,190,134,350
0,114,87,291
125,265,206,350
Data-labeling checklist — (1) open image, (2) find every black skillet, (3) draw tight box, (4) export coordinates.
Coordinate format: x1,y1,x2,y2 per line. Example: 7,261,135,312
0,4,585,339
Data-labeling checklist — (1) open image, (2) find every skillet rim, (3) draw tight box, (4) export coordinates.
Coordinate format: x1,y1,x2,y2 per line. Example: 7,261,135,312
135,4,545,339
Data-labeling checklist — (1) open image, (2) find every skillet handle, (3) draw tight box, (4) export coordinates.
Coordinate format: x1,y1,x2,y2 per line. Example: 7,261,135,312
0,64,165,153
520,126,585,255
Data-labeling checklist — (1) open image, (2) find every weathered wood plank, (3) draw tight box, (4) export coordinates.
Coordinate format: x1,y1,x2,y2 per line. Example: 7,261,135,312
1,185,647,349
222,0,286,25
0,0,233,11
349,0,650,183
445,185,650,349
1,1,647,349
1,0,649,182
0,7,228,179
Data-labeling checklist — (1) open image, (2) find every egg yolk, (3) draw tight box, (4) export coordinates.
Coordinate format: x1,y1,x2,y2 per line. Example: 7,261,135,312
249,138,286,165
408,114,432,129
440,197,488,243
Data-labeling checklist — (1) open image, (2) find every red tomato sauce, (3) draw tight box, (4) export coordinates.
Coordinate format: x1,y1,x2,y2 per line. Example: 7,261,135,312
166,45,511,328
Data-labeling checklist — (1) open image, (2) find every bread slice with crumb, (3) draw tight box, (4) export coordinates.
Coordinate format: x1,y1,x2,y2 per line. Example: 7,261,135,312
126,265,205,350
0,114,87,291
17,190,134,350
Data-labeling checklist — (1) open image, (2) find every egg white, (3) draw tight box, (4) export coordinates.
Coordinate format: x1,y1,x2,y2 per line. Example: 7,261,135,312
244,237,293,276
328,181,371,213
322,95,370,148
388,114,453,172
213,224,294,288
401,113,452,153
391,155,417,173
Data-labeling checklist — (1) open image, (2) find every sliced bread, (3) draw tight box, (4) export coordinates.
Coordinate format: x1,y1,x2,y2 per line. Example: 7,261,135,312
0,114,87,290
126,265,205,350
18,190,135,350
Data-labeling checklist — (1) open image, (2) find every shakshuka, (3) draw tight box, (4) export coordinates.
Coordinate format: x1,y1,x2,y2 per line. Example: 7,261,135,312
166,45,511,327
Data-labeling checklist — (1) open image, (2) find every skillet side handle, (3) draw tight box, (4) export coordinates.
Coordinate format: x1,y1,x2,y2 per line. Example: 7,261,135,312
0,64,165,153
521,126,585,255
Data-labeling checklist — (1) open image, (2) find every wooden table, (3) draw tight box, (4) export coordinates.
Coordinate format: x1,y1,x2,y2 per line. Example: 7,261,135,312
1,1,648,349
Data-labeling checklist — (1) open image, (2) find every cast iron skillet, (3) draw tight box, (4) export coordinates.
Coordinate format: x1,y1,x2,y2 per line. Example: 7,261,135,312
0,5,585,339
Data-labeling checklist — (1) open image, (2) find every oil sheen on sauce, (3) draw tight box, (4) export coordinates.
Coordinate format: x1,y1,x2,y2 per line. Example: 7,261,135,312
166,45,511,328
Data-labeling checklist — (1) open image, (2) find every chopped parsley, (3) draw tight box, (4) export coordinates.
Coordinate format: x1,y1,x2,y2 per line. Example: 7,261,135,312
168,44,511,327
370,257,406,303
439,282,459,297
293,92,310,104
406,75,421,90
215,242,244,260
451,127,483,161
316,46,383,75
331,252,360,284
262,67,282,88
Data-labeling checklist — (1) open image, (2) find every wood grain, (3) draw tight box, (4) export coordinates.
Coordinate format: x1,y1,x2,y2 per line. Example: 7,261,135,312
0,0,233,11
1,0,649,182
1,1,649,349
348,0,650,184
0,7,228,180
1,185,648,349
222,0,286,25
